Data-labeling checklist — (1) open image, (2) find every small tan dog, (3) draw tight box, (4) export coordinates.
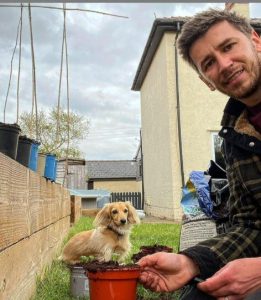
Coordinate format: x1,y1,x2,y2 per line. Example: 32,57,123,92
62,201,140,265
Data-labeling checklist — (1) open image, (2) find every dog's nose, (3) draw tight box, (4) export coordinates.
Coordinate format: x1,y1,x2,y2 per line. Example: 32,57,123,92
120,219,127,224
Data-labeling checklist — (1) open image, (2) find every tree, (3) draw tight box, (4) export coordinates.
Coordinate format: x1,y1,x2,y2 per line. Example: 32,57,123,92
19,107,89,159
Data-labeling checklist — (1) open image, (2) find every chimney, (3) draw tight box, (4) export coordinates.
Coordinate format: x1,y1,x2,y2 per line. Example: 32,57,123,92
225,3,250,18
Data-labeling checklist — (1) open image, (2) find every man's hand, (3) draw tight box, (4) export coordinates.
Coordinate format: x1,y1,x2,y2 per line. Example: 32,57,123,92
138,252,199,292
198,257,261,300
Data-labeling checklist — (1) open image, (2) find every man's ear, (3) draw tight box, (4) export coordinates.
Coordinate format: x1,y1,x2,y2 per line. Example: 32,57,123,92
251,30,261,52
199,75,216,91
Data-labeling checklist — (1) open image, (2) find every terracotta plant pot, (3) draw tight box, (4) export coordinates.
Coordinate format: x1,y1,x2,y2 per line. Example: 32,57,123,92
86,262,140,300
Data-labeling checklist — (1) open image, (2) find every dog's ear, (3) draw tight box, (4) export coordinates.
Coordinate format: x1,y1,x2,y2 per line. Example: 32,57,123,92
93,204,111,227
125,201,140,225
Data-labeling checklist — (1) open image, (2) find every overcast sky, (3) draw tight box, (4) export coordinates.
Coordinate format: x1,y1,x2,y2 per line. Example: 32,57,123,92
0,3,260,161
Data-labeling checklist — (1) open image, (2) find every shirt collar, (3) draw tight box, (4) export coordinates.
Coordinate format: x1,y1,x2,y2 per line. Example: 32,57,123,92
221,98,246,127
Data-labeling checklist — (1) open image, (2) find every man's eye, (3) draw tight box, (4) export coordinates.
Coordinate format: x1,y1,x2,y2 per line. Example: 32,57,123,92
223,43,234,52
204,59,214,71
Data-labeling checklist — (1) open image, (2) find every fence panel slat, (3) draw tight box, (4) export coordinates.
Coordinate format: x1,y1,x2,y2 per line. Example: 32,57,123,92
110,192,142,209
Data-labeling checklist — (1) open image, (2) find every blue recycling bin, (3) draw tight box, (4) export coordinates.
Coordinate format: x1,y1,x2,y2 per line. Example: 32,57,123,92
44,153,56,181
29,141,40,171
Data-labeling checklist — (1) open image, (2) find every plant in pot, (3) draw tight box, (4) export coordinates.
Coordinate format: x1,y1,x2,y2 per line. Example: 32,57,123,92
84,260,141,300
68,255,140,300
16,135,33,167
0,122,21,160
69,245,173,300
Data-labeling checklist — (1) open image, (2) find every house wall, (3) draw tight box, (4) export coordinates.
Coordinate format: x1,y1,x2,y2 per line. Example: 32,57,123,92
93,179,142,193
140,32,227,221
229,3,249,17
140,34,179,220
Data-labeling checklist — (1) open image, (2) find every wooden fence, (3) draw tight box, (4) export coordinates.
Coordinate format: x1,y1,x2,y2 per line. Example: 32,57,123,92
0,153,71,300
110,192,143,210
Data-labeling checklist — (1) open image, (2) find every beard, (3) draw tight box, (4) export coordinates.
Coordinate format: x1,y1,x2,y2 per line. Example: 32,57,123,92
221,52,261,102
238,78,260,99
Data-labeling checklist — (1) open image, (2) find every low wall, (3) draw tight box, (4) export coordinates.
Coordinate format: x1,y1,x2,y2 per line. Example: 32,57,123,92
0,153,71,300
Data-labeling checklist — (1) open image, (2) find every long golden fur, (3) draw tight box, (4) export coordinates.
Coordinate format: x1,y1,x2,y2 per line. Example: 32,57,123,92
62,201,140,265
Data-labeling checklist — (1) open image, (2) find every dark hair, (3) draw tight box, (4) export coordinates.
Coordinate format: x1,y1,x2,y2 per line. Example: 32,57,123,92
178,8,253,70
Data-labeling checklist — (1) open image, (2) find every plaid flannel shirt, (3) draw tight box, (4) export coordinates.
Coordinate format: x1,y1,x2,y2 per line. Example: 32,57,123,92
181,98,261,279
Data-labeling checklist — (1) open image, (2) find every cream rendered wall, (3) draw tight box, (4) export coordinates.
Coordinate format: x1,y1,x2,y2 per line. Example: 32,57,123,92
93,180,141,193
231,3,249,18
140,33,181,220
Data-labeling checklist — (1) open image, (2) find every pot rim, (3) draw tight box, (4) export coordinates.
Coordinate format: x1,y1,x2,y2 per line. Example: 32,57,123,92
87,268,141,280
0,122,21,132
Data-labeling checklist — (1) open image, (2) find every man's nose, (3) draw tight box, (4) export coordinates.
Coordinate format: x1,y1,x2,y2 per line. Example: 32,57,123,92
217,54,233,72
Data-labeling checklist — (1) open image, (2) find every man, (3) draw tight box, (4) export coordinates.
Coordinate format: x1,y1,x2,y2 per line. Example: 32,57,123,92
138,8,261,300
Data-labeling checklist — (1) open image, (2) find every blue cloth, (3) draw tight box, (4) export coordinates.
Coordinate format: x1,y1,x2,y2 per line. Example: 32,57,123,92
189,171,213,218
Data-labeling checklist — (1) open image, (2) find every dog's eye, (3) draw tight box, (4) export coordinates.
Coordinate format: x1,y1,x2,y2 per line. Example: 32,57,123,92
112,210,118,214
124,209,128,213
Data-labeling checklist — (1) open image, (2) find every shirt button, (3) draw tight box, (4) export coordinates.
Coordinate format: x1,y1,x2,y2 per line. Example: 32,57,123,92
223,129,228,134
249,142,255,147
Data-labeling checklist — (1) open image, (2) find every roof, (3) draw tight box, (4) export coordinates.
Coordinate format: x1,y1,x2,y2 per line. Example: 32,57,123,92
132,17,261,91
58,158,86,165
87,160,137,180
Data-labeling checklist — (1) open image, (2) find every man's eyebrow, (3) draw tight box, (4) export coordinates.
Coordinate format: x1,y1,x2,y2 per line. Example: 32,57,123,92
216,37,235,49
200,38,236,70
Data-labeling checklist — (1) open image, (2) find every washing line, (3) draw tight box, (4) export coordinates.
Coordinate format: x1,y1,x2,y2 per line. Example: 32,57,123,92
0,4,129,19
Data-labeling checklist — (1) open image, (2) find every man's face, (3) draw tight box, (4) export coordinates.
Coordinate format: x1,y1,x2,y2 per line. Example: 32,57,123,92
189,20,261,106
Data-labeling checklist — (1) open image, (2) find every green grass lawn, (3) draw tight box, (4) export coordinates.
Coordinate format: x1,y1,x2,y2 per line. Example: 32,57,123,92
33,217,181,300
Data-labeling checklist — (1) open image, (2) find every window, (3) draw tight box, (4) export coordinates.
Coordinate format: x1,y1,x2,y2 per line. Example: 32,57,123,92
88,180,94,190
211,132,226,169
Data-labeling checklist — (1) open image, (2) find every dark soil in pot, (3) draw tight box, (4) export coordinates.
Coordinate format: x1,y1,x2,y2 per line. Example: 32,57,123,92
79,260,140,273
132,244,173,262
